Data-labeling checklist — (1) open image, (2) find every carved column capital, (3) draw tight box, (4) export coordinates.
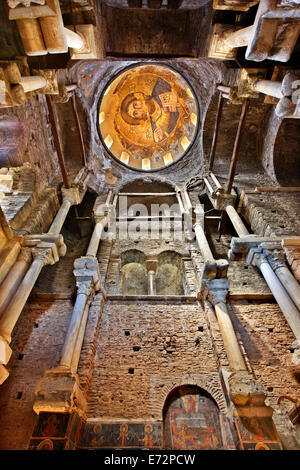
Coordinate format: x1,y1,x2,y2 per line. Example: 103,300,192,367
73,256,101,292
265,249,287,272
32,243,58,266
202,278,229,305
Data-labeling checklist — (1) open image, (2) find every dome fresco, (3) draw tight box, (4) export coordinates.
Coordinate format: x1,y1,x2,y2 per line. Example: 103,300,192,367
98,64,199,171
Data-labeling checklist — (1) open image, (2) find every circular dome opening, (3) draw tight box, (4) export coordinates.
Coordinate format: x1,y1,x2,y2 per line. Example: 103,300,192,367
98,64,199,172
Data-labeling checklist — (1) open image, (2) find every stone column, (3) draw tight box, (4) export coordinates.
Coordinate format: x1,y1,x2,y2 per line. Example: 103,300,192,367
203,277,267,407
58,256,100,371
146,259,158,296
247,248,300,342
64,27,84,50
48,198,71,235
48,185,84,235
204,278,247,373
252,80,282,99
265,249,300,313
194,222,215,262
86,215,109,258
225,204,250,237
0,247,32,317
20,75,47,93
0,237,65,344
224,25,253,48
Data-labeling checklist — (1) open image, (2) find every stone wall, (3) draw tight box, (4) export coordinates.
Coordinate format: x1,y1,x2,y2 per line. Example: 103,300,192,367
0,300,74,450
84,300,224,420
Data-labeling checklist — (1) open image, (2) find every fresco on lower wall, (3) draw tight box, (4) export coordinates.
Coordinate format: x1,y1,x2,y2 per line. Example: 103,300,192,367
163,386,228,449
78,421,162,449
234,416,283,450
28,412,83,450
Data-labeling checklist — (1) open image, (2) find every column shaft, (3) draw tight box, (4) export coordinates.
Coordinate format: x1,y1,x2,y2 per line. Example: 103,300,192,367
215,301,247,372
259,259,300,342
64,27,84,49
226,204,250,237
86,216,108,257
252,80,282,99
70,302,89,373
148,271,156,295
20,76,47,93
0,258,44,342
194,223,215,262
59,293,88,369
0,258,30,316
48,199,71,234
274,266,300,312
225,25,253,48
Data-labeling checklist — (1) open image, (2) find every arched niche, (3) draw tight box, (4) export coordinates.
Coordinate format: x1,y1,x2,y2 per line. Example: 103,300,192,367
119,249,148,295
162,385,225,449
274,118,300,187
156,251,184,295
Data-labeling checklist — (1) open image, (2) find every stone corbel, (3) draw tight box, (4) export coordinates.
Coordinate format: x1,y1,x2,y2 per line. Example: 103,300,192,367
33,369,87,418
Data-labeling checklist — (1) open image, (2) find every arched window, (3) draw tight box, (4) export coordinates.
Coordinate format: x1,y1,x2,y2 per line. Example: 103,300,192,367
119,249,148,295
163,385,224,449
156,251,184,295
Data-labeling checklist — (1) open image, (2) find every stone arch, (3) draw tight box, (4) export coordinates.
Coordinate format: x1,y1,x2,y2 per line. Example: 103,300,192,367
149,372,228,420
119,249,148,295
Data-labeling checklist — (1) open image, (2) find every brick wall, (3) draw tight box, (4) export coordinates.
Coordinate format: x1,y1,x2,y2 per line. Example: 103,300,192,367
84,300,223,420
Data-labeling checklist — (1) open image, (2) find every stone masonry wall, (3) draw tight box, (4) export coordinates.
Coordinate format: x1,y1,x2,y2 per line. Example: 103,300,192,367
85,300,222,420
0,300,74,450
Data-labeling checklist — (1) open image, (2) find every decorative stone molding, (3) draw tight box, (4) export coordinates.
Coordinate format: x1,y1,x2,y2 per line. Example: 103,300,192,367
149,372,228,419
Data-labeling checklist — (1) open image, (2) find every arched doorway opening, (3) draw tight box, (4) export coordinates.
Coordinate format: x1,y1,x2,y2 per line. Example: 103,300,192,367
163,385,225,449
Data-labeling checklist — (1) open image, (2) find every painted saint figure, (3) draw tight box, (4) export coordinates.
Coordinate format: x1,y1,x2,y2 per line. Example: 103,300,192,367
120,77,180,143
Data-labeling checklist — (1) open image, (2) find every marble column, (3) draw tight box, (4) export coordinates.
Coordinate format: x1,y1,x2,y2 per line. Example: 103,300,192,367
205,278,247,373
0,247,32,317
0,240,63,344
64,27,84,50
247,248,300,342
194,222,215,262
86,215,109,258
225,204,250,237
265,249,300,312
20,75,47,93
224,25,253,48
58,256,100,371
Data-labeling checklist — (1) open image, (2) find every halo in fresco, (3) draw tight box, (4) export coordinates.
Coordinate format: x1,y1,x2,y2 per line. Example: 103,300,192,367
98,64,198,171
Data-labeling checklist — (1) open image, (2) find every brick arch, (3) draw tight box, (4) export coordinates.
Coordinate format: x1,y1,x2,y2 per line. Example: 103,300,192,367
149,373,228,420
